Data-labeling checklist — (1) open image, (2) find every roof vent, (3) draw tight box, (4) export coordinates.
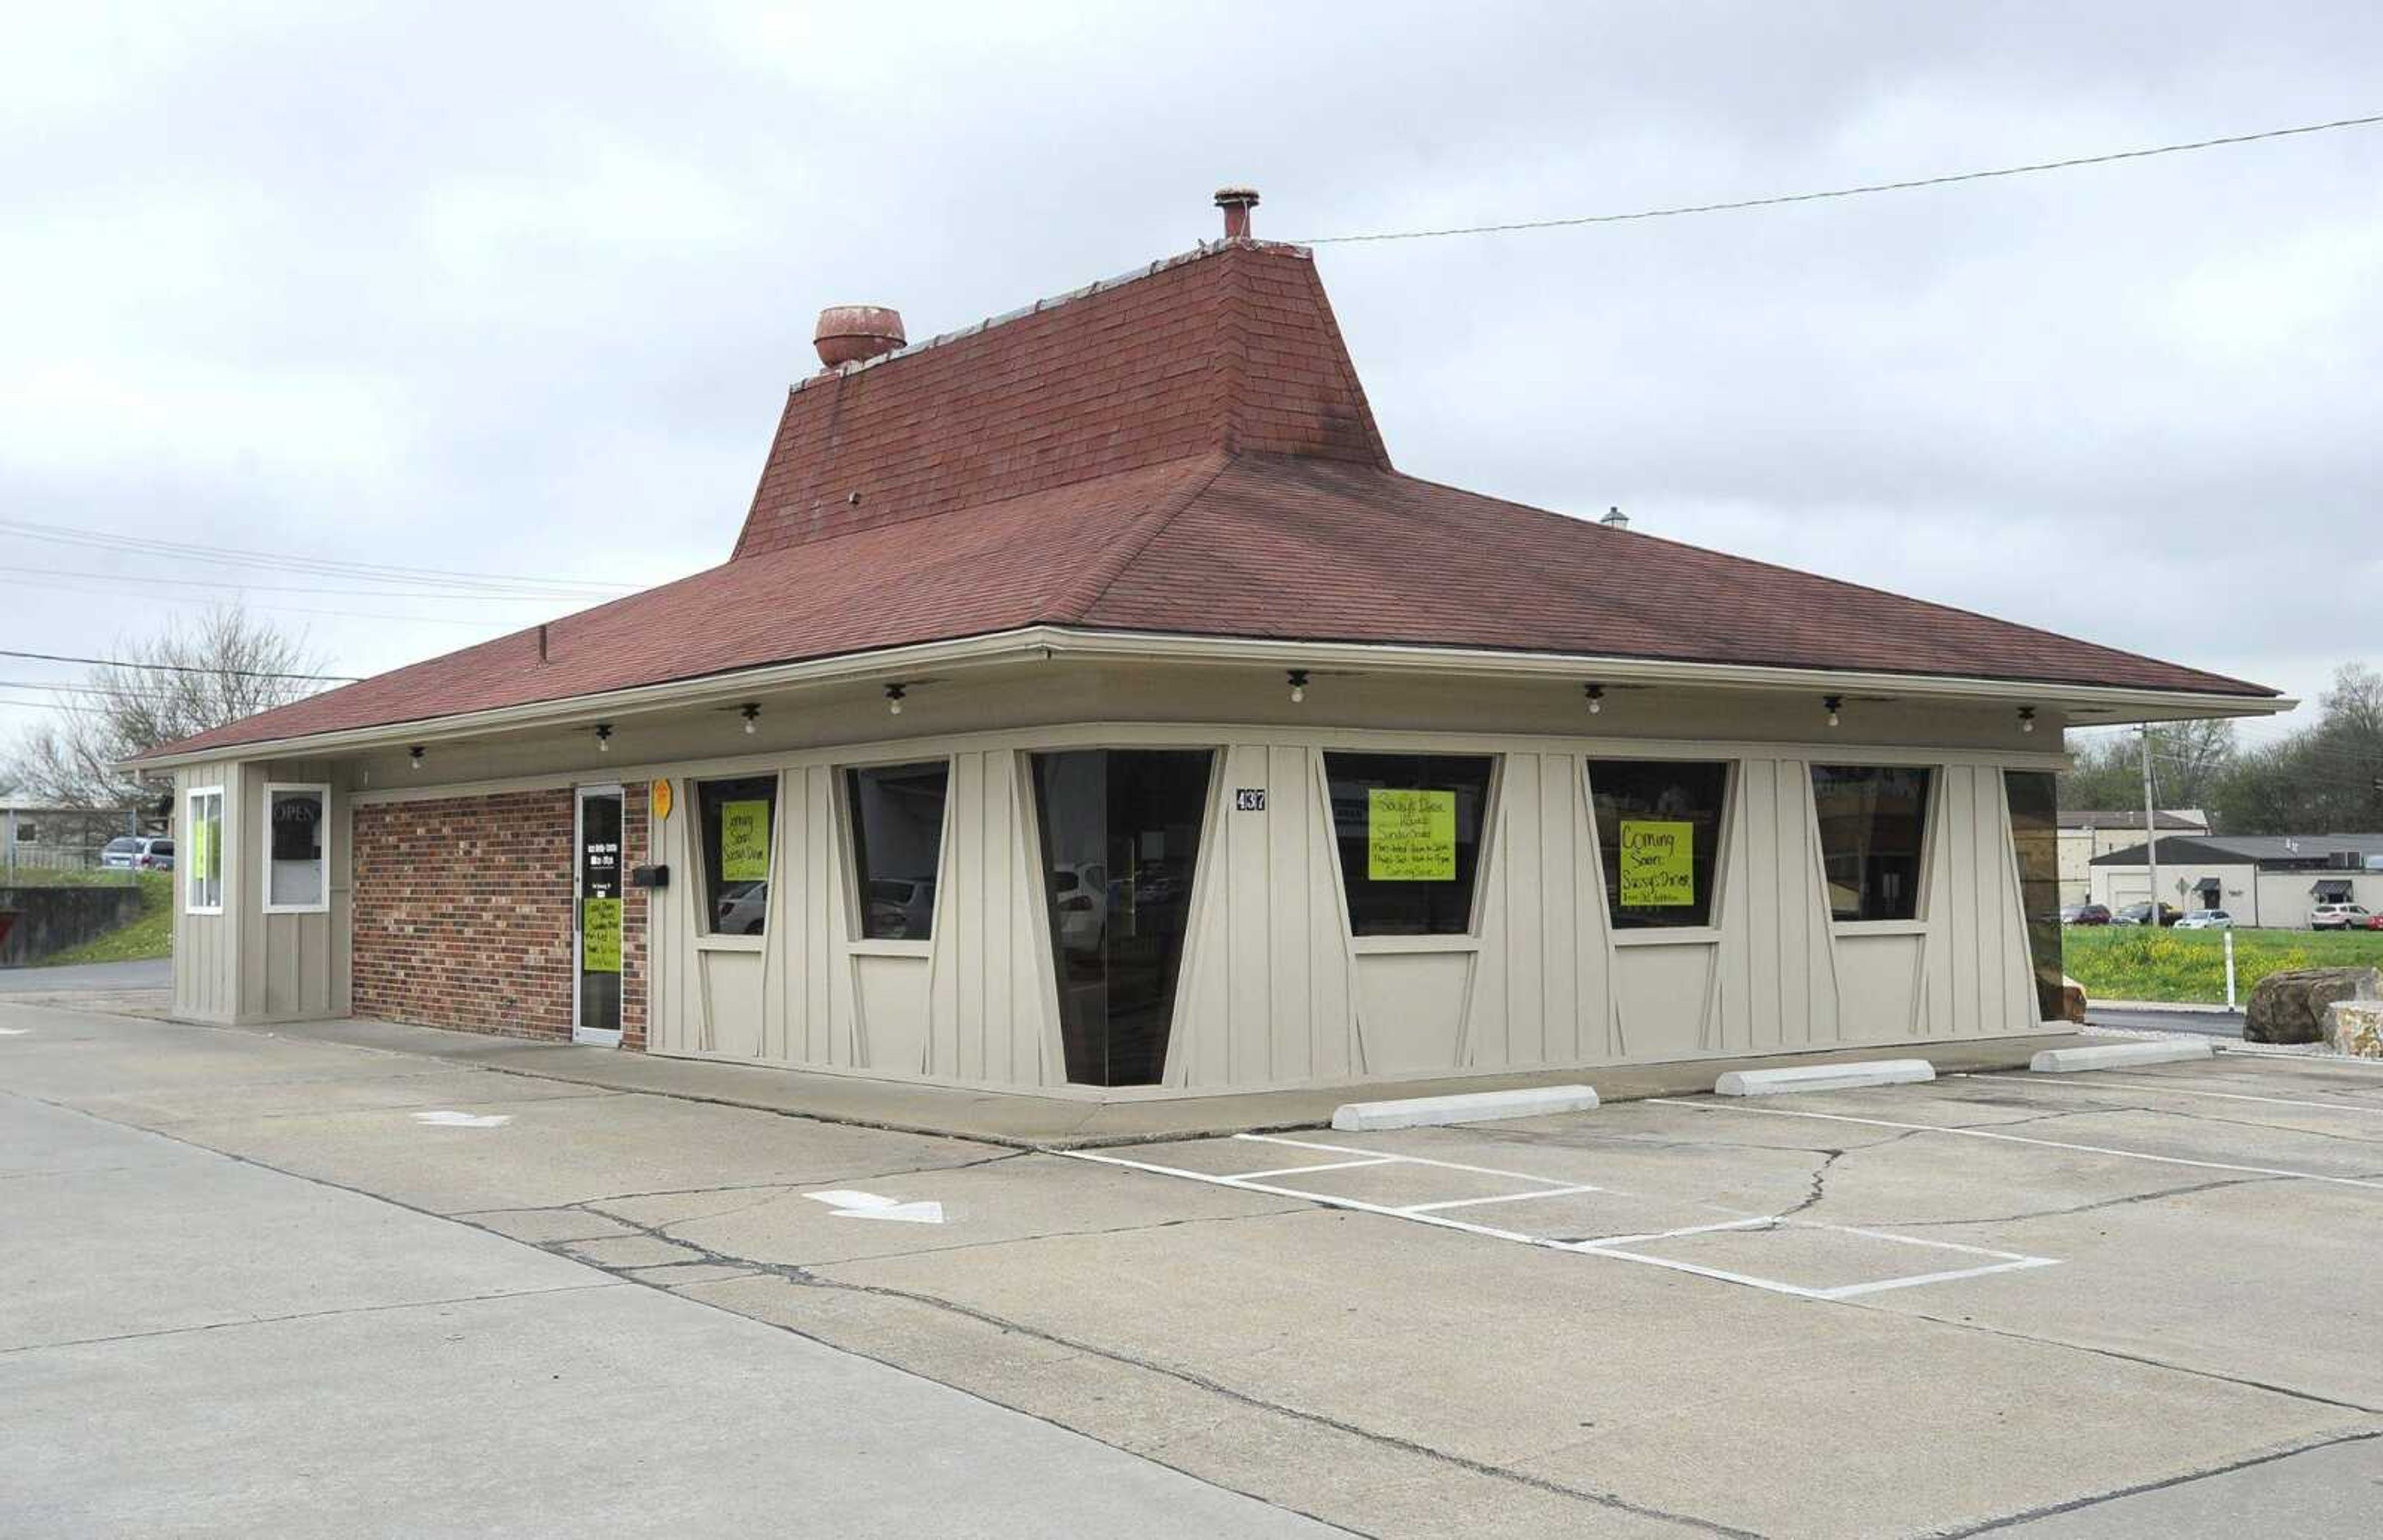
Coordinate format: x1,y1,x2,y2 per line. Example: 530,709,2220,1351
814,305,907,369
1214,186,1260,240
1600,506,1631,531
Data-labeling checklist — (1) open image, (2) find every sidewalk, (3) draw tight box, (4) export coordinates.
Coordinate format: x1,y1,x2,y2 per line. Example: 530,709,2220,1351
256,1014,2101,1148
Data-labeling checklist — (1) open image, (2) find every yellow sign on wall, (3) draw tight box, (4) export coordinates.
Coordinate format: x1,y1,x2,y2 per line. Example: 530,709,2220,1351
651,779,673,821
1618,820,1695,907
1368,789,1456,882
720,800,771,882
582,896,622,974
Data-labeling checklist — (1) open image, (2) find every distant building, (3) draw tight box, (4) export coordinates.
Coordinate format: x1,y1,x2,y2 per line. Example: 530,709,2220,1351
2056,809,2209,906
1,802,144,873
2089,833,2383,927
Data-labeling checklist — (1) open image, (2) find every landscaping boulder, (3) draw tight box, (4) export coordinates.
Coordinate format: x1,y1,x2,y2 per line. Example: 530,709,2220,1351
2331,1000,2383,1060
2244,967,2381,1045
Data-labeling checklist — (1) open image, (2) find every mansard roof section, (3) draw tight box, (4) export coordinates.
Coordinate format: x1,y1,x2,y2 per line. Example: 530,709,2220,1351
730,240,1388,560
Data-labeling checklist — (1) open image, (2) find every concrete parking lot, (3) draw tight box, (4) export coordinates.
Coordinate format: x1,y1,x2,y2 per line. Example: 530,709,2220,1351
6,1000,2381,1537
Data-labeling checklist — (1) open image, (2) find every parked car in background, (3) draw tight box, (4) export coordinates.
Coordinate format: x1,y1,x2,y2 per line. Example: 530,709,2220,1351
2061,903,2111,926
2112,902,2183,927
2310,902,2374,931
2356,911,2383,931
100,836,143,869
2173,910,2235,931
864,878,937,940
132,837,174,872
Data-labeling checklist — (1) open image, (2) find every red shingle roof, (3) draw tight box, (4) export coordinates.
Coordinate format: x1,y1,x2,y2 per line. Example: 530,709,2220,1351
151,241,2270,759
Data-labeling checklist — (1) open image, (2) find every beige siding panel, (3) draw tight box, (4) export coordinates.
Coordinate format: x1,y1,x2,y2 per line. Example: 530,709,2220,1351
1612,944,1715,1062
1353,953,1471,1073
1465,752,1607,1070
1837,934,1924,1040
855,955,931,1074
699,951,766,1059
923,748,1052,1088
1175,743,1358,1090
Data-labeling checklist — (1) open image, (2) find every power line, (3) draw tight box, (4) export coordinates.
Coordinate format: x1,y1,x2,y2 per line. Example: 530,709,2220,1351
0,648,361,683
0,518,635,599
1298,111,2383,246
14,562,574,602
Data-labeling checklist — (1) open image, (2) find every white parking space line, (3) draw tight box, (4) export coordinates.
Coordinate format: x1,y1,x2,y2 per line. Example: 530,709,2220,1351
1063,1131,2059,1303
1400,1184,1605,1214
1232,1157,1403,1180
1957,1070,2383,1116
1649,1098,2383,1191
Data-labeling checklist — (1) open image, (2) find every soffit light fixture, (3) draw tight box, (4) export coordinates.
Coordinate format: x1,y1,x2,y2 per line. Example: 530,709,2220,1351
741,703,760,735
408,745,424,771
1584,683,1605,715
595,723,613,753
2019,705,2037,735
885,683,906,716
1823,694,1843,729
1287,668,1309,704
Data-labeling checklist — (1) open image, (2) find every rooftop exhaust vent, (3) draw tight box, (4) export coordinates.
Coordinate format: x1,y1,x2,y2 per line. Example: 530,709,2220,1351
814,305,907,369
1600,506,1631,531
1214,186,1259,240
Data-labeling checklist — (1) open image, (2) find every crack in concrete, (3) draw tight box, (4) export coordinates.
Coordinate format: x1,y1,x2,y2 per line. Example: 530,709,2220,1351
0,1281,622,1358
507,1198,1751,1536
1931,1426,2383,1536
1864,1173,2280,1229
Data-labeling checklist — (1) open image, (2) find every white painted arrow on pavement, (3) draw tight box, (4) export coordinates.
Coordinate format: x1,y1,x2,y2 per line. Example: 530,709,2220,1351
804,1189,945,1224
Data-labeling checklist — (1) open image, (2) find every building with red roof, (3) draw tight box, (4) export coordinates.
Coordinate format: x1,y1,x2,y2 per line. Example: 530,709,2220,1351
142,190,2283,1094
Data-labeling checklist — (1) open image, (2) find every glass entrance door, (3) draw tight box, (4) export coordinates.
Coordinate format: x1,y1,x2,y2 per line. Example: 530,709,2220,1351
1031,750,1212,1086
575,786,624,1044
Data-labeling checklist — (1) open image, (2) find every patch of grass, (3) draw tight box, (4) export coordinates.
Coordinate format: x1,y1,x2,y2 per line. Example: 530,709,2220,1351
34,871,174,967
2,864,141,889
2063,924,2383,1004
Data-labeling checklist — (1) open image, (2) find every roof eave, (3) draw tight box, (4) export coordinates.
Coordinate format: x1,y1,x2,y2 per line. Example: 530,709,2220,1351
127,624,2294,771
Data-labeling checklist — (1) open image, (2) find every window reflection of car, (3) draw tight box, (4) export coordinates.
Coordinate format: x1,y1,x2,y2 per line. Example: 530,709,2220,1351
865,878,936,939
1049,864,1107,957
714,881,768,935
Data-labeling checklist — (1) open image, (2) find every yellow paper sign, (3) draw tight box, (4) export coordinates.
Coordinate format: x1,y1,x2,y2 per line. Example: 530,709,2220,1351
651,779,673,821
1368,789,1456,881
582,896,622,974
720,800,770,882
1618,820,1694,907
189,814,213,879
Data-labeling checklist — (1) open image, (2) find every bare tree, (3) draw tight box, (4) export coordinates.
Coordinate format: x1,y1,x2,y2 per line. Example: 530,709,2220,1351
6,605,328,808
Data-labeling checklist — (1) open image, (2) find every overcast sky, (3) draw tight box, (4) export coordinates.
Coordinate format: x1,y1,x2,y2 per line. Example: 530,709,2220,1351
4,2,2378,753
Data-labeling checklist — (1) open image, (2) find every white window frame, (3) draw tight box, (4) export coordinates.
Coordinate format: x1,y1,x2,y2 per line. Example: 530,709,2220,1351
186,786,225,916
261,781,332,915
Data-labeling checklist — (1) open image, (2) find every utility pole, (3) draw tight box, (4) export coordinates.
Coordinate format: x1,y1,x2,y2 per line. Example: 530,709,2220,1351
2140,723,2163,923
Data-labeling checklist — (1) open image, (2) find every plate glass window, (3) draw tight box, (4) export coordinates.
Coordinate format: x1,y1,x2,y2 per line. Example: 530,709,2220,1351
1811,765,1933,922
264,785,328,910
1588,759,1728,929
1031,750,1212,1086
1323,753,1496,936
846,762,951,941
2003,771,2065,1021
698,775,778,936
185,788,224,913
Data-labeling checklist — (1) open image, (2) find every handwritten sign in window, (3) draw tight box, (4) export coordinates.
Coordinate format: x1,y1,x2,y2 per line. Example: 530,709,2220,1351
1618,819,1695,907
720,800,771,882
1368,789,1456,882
581,896,622,974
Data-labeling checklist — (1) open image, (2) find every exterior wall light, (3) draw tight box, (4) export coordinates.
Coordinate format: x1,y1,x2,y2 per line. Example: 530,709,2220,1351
1287,668,1308,704
2019,705,2037,735
408,745,424,772
595,723,613,753
1823,694,1842,729
741,703,760,736
1584,683,1605,715
885,683,906,716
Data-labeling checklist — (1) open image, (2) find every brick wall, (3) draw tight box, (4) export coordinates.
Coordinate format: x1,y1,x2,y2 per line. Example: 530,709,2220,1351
352,786,647,1047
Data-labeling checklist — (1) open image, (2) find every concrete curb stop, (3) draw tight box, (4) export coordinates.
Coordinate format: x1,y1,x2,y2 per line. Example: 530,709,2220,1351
2030,1041,2216,1073
1714,1059,1936,1096
1330,1085,1599,1131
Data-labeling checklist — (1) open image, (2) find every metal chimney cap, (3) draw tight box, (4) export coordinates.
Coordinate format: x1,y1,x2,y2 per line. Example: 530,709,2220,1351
1600,506,1631,531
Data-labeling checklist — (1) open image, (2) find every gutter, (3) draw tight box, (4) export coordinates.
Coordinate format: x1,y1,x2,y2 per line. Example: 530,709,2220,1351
127,624,2294,771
